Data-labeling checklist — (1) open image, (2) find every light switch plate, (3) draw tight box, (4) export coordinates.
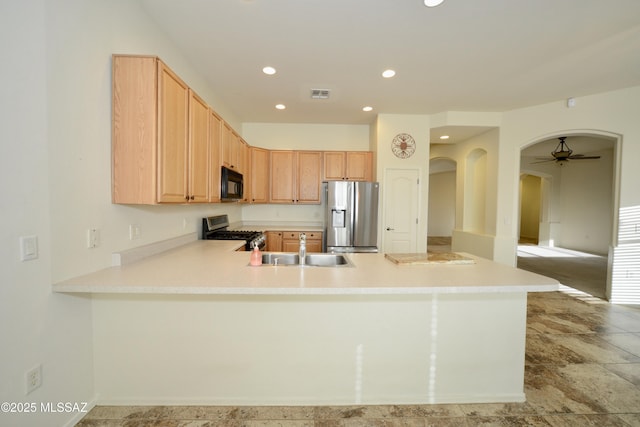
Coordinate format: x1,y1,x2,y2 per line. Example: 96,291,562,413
20,235,38,261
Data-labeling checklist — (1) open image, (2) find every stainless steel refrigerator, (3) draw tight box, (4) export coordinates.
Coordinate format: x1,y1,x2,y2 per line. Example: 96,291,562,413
323,181,379,253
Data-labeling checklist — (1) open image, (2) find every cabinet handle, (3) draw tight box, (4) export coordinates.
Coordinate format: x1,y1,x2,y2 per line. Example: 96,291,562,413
190,195,195,200
386,227,394,231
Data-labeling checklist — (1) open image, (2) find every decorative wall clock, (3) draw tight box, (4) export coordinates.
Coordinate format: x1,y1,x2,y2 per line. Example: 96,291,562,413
391,133,416,159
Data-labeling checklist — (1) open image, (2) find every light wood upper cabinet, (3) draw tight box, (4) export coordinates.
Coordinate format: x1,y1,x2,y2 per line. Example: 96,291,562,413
323,151,373,181
209,110,222,203
270,151,322,204
221,123,244,172
157,63,190,203
296,151,323,203
112,55,209,204
240,138,251,202
187,90,210,203
250,147,269,203
270,151,296,203
112,55,157,204
112,55,375,206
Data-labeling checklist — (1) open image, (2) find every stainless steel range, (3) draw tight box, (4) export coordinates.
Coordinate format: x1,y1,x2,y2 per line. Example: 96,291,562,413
202,215,265,251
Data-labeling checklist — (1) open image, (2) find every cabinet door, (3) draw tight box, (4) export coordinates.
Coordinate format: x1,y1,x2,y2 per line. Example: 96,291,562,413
265,231,282,252
323,151,346,180
251,147,269,203
345,151,372,181
208,111,222,202
282,240,300,253
306,232,323,253
296,151,322,204
112,55,158,204
221,122,233,169
270,151,295,203
240,139,251,202
188,90,209,202
231,131,242,172
157,61,189,203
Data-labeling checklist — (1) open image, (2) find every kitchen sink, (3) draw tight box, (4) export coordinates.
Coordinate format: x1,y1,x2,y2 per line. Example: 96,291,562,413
261,253,299,265
305,254,351,266
258,252,352,267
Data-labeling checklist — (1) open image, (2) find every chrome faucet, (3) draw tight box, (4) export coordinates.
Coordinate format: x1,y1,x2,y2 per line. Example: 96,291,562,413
299,233,306,265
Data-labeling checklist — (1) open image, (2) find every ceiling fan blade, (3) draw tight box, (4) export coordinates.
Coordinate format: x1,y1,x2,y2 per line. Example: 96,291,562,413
530,159,555,164
568,155,601,160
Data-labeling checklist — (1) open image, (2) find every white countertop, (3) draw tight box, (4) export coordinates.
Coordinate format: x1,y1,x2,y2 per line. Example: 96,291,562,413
53,240,559,295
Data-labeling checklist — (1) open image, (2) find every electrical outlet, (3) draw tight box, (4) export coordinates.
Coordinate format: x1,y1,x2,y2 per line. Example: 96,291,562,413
129,224,141,240
25,364,42,394
87,228,100,248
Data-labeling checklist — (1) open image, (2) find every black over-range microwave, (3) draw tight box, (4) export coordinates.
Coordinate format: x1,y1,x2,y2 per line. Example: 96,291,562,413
221,166,243,201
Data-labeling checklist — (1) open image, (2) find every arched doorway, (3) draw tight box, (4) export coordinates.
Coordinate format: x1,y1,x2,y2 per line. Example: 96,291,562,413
428,158,456,251
518,133,618,299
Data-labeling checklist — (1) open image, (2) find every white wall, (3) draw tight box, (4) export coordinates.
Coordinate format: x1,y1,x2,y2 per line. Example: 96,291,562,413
558,149,614,254
46,0,243,282
373,114,431,252
500,87,640,301
1,1,242,425
0,2,94,426
428,171,456,236
429,128,501,260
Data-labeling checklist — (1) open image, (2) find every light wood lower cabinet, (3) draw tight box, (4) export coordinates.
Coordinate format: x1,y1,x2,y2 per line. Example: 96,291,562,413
265,231,283,252
267,231,322,253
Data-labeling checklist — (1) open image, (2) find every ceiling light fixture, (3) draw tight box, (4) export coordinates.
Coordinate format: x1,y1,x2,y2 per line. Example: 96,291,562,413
439,135,450,140
424,0,445,7
275,104,286,110
262,66,276,75
382,69,396,78
362,106,373,112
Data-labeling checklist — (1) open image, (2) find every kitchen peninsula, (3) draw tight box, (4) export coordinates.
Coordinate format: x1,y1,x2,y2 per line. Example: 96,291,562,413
54,238,558,406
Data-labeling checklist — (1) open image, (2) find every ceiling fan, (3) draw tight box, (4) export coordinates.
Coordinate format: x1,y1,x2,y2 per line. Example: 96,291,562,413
532,136,601,165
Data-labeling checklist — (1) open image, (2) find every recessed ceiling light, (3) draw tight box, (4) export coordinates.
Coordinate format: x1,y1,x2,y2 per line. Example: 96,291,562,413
275,104,286,110
362,106,373,112
262,66,276,75
382,69,396,78
439,135,450,140
424,0,445,7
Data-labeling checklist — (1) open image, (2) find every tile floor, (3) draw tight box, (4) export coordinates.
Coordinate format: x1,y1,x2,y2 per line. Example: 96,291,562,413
75,287,640,426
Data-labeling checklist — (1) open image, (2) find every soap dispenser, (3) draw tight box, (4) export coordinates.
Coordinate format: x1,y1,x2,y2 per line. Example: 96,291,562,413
250,244,262,266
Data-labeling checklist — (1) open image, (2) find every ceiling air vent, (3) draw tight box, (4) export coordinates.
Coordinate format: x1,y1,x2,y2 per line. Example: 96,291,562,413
310,89,330,99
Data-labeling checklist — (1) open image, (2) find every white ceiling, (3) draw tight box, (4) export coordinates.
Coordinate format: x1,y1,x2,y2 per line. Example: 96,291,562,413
140,0,640,129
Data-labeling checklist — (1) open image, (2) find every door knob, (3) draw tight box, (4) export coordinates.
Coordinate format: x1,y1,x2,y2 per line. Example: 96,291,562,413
386,227,394,231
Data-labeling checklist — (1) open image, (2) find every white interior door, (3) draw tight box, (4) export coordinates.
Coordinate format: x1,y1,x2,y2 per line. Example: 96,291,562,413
383,168,419,253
